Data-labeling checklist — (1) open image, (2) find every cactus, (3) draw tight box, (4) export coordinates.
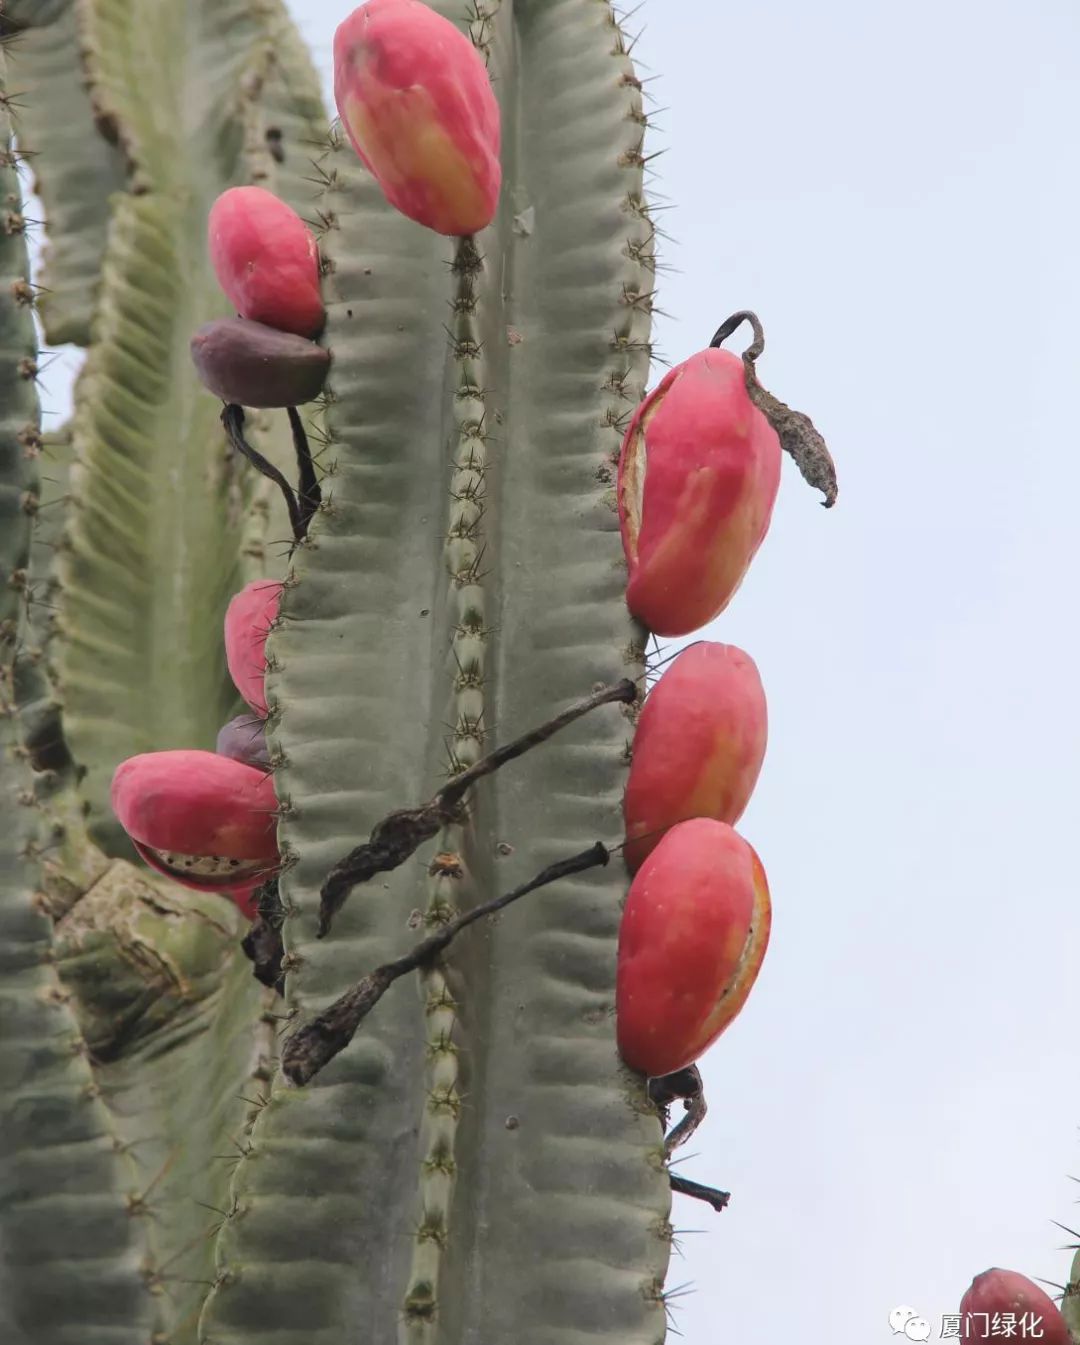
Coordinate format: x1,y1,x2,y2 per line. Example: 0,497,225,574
0,0,849,1338
0,0,682,1339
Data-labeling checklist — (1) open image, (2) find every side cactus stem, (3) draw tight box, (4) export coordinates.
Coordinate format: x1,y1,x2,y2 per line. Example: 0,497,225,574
0,43,153,1344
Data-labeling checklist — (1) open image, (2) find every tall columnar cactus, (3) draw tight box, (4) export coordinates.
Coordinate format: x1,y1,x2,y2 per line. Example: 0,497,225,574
1,2,850,1343
0,0,675,1339
199,4,677,1339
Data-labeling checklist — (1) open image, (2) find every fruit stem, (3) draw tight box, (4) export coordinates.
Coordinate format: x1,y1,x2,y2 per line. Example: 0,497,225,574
287,406,321,533
709,310,838,508
221,403,306,542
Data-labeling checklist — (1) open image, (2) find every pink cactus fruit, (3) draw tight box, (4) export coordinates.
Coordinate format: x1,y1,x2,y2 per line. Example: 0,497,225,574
110,750,279,907
959,1269,1070,1343
623,642,767,873
207,185,325,337
333,0,501,236
616,817,771,1078
228,881,263,922
618,347,782,638
224,580,283,718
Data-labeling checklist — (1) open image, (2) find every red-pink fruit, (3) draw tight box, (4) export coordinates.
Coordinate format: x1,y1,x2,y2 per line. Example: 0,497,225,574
616,818,771,1077
229,881,263,922
224,580,283,717
618,348,782,637
624,643,767,873
959,1269,1070,1343
334,0,501,236
110,750,279,902
208,186,324,337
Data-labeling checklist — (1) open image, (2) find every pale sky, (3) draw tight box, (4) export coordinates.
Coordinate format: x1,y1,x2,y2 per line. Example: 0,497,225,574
36,2,1080,1342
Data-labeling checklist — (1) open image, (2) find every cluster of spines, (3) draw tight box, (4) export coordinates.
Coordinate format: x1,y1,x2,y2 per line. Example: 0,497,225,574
397,8,507,1329
597,12,656,503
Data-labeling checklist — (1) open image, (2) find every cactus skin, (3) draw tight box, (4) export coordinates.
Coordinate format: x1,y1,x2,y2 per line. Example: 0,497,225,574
623,641,767,872
191,316,330,407
110,749,280,893
959,1269,1071,1343
208,186,325,336
334,0,501,235
616,818,771,1077
618,347,782,637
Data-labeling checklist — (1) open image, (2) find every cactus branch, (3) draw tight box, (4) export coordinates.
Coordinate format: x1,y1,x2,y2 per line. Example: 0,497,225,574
317,677,637,934
285,843,612,1086
710,309,838,508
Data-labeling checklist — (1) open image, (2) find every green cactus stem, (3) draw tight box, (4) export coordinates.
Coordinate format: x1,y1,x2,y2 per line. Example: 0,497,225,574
200,4,672,1342
0,42,152,1343
0,1,127,346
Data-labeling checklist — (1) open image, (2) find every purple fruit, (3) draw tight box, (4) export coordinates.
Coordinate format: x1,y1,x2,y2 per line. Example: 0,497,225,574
190,317,329,407
216,715,271,772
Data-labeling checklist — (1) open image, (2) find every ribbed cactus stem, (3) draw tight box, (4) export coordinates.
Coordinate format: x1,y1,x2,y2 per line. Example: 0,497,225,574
0,42,158,1343
401,229,493,1340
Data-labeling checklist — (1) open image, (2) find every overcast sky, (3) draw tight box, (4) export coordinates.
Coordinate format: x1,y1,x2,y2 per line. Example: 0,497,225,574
34,1,1080,1341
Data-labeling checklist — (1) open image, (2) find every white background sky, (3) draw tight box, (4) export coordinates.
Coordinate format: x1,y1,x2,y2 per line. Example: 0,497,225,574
34,2,1080,1341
